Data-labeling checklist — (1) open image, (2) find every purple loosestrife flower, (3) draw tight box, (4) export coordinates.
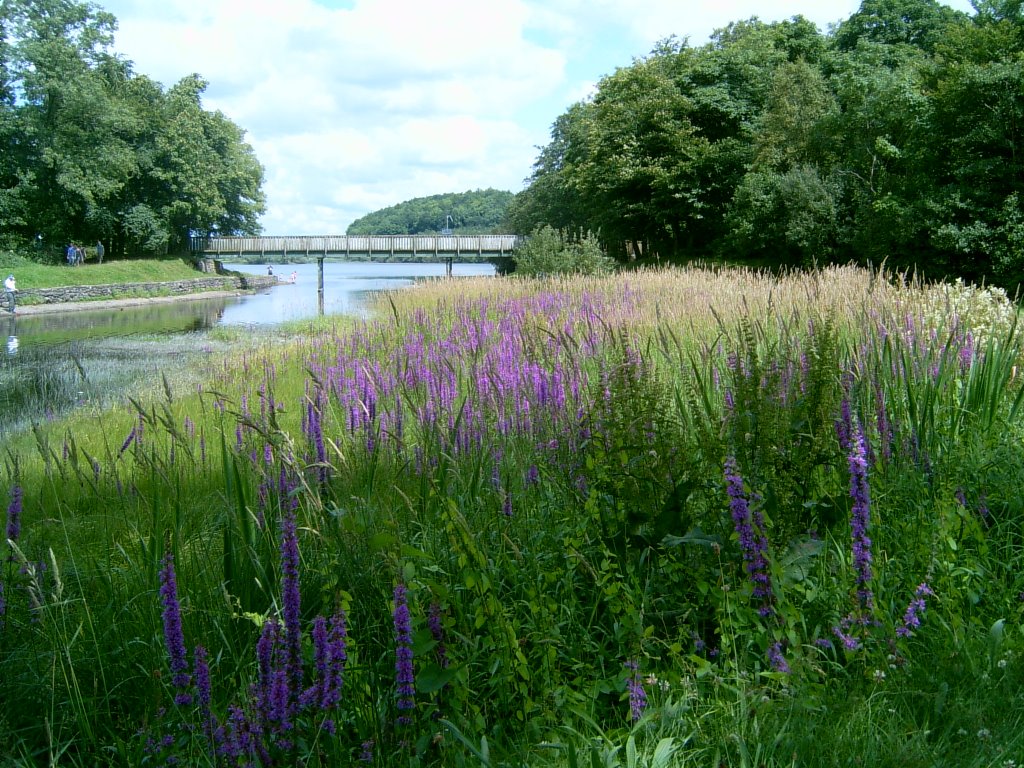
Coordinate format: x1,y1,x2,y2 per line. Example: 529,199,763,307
255,617,280,722
6,484,22,543
323,611,347,709
304,612,347,711
526,464,540,486
724,458,774,615
847,424,874,610
118,426,137,457
897,583,934,638
832,624,862,652
305,615,329,709
767,642,790,674
625,660,647,722
194,645,211,709
393,583,415,724
193,645,216,750
360,739,375,763
159,551,192,705
428,602,449,669
280,508,303,709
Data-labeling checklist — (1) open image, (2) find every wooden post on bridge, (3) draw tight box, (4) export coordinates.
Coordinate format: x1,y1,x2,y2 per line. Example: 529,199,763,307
317,256,325,315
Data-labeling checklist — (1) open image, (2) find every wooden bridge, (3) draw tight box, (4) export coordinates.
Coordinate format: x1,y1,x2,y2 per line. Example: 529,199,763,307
189,234,521,264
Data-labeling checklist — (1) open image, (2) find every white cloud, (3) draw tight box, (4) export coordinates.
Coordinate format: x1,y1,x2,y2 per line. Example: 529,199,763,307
98,0,975,234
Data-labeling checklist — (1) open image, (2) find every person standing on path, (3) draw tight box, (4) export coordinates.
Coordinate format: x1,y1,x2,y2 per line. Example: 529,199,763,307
96,241,105,264
4,273,16,313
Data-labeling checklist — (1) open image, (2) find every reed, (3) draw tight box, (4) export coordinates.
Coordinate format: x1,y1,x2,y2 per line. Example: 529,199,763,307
1,264,1022,767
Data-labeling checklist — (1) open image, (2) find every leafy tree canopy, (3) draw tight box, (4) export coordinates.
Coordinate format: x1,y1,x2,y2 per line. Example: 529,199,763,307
0,0,265,258
346,188,514,235
511,0,1024,289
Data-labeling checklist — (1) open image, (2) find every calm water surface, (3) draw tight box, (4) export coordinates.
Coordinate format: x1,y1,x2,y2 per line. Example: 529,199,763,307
4,261,495,355
0,262,493,428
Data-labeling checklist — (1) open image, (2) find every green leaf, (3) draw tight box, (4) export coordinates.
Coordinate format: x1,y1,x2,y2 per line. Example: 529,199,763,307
416,662,462,694
663,527,721,548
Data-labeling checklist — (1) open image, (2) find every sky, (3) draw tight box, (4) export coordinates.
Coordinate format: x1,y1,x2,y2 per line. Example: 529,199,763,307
96,0,976,235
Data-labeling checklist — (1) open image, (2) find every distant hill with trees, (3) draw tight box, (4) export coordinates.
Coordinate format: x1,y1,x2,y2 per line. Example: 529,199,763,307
346,189,514,235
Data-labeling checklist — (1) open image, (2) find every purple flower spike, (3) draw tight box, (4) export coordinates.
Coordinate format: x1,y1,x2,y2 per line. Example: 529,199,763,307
393,583,415,724
159,551,192,706
428,602,449,669
625,660,647,722
118,426,137,457
767,642,790,674
847,424,874,609
280,509,303,707
6,484,22,543
897,583,934,638
724,458,775,615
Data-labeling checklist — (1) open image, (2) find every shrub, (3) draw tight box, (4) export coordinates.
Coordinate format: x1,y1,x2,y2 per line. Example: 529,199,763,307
511,225,615,276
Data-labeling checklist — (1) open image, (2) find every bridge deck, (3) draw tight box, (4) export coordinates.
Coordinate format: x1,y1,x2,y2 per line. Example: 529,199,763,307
191,234,519,262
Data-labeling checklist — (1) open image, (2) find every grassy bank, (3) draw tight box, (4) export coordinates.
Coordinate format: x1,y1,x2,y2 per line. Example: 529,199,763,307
1,265,1023,766
0,253,209,290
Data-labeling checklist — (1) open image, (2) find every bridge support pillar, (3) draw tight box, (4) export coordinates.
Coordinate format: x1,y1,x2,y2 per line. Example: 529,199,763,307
317,257,325,315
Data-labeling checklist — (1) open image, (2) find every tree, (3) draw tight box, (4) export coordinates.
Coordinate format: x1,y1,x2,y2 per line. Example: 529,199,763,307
0,0,264,256
834,0,969,53
922,19,1024,283
505,103,593,237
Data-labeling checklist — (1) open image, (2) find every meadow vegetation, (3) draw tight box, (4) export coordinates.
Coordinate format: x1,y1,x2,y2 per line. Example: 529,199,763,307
2,264,1024,766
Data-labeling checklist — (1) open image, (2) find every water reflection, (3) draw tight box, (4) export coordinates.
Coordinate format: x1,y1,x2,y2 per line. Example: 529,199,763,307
9,296,234,352
1,262,494,431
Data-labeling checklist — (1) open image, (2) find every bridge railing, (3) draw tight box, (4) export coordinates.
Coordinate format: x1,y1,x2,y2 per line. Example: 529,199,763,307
190,234,521,256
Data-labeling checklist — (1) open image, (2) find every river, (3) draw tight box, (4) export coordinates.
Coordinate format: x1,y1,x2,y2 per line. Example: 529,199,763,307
0,261,494,432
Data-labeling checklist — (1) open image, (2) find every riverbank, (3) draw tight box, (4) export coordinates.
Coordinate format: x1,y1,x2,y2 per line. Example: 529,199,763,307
5,272,281,316
7,289,249,316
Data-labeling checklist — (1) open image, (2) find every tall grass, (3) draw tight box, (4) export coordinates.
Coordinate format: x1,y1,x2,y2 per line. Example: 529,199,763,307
2,264,1023,766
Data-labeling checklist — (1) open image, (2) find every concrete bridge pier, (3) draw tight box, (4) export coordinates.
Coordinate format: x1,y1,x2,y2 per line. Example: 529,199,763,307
317,256,324,315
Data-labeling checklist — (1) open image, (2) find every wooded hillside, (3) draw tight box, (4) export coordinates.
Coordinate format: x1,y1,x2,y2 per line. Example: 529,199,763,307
346,189,514,235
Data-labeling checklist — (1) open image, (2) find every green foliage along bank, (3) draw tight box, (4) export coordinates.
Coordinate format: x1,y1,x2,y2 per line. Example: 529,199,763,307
0,0,265,259
347,189,514,235
508,1,1024,289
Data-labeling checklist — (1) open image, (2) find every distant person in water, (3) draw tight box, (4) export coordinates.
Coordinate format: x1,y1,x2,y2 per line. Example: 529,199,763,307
289,271,297,283
267,264,274,276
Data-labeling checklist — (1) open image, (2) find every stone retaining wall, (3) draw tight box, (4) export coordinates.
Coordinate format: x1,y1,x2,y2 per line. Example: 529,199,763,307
17,274,280,306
